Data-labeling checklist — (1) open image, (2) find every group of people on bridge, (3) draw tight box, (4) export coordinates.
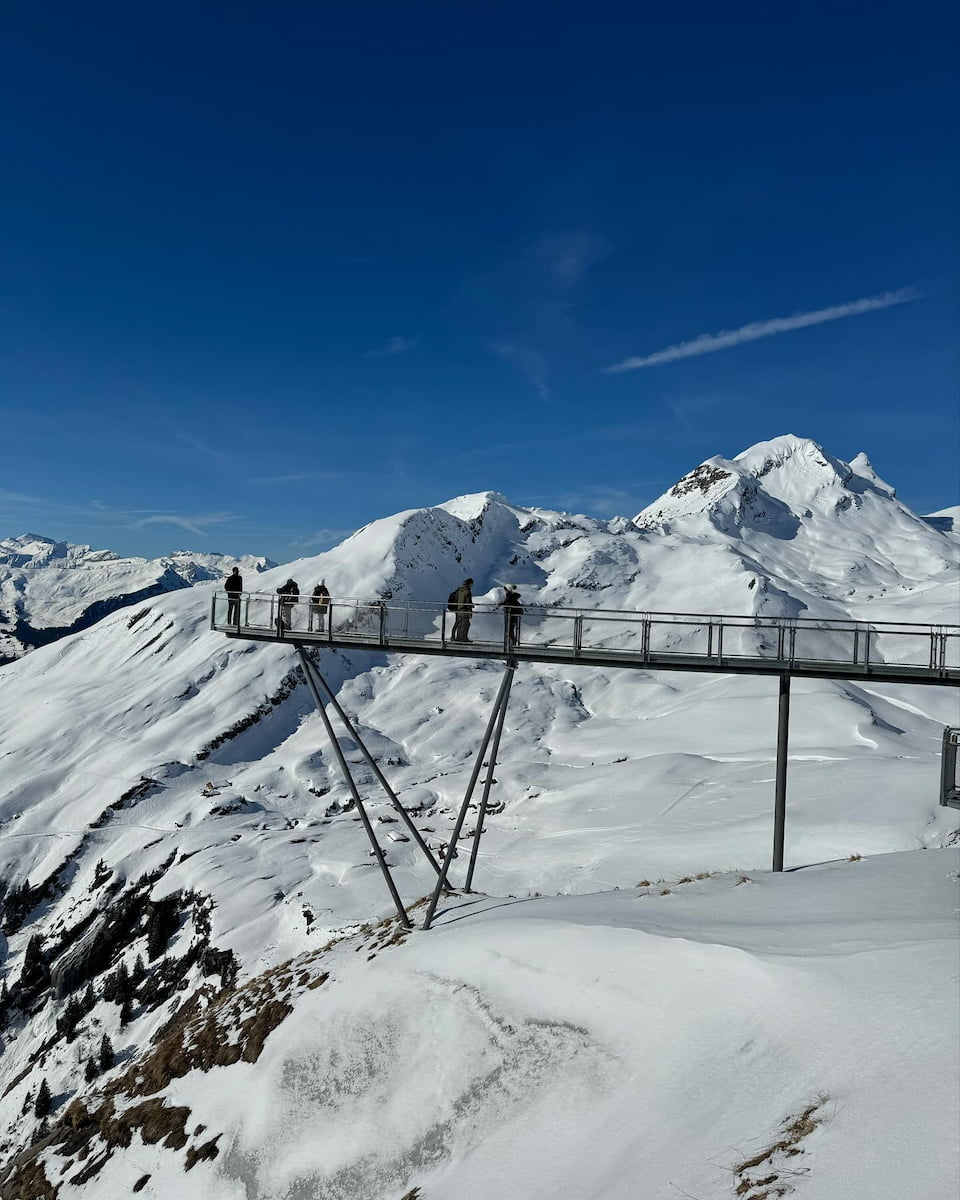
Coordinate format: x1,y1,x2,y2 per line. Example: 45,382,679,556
223,567,330,631
223,568,524,644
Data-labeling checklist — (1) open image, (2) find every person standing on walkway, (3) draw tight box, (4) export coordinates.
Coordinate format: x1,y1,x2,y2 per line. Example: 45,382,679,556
308,581,330,632
451,577,474,642
224,566,243,625
501,584,523,646
276,578,299,632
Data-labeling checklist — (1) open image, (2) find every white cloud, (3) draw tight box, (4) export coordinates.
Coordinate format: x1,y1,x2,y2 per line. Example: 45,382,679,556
366,336,418,358
604,287,922,373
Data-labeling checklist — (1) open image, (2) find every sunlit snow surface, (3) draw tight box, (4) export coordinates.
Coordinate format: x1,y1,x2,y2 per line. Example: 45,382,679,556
0,436,957,1198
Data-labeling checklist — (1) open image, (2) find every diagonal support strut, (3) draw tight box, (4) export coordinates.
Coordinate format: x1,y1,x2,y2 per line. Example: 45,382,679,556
296,648,441,876
422,659,517,931
464,661,514,893
296,645,412,928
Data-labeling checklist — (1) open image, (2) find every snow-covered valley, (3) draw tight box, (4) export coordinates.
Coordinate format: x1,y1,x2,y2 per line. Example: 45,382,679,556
0,435,957,1199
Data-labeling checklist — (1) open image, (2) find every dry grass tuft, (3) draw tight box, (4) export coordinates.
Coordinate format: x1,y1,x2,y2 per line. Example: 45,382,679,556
732,1097,828,1198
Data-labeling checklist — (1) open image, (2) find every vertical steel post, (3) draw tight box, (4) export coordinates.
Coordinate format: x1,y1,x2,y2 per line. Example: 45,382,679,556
773,672,791,872
298,651,442,876
295,646,411,928
422,662,516,931
464,660,516,893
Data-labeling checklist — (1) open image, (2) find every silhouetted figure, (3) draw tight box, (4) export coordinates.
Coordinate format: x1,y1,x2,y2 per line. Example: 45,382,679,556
224,566,243,625
500,584,523,645
308,581,330,632
451,578,474,642
276,579,299,632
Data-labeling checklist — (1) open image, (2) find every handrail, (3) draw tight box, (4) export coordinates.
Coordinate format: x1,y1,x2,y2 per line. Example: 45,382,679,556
211,590,957,636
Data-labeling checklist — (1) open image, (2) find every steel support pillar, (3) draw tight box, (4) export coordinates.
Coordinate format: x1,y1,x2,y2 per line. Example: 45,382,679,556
773,672,791,872
297,648,441,876
464,662,515,893
295,646,411,928
422,660,517,931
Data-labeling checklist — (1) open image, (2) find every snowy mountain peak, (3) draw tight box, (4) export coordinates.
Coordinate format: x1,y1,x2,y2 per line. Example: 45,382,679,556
438,490,519,521
636,435,908,533
0,533,118,569
849,451,896,496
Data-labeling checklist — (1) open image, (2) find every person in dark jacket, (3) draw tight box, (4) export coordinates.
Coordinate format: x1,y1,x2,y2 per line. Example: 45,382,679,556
500,584,523,645
224,566,243,625
451,578,474,642
276,579,299,632
308,581,330,632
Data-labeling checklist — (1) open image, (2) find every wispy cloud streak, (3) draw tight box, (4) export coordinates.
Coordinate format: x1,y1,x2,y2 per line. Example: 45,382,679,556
134,512,238,537
604,287,921,373
366,336,417,358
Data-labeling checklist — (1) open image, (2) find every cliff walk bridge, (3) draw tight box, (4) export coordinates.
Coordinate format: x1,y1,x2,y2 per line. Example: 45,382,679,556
211,591,960,930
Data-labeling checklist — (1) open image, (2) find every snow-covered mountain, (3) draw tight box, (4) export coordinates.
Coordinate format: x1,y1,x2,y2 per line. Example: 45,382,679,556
0,534,275,663
923,504,960,539
0,435,957,1199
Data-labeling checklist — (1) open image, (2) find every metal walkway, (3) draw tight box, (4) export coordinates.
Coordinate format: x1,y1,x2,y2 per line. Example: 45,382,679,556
210,591,960,929
212,591,960,686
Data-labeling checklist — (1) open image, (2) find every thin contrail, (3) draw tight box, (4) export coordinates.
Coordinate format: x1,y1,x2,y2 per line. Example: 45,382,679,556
604,287,921,373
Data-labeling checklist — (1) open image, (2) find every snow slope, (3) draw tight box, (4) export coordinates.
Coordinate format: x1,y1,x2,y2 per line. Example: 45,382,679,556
0,435,957,1198
0,534,275,663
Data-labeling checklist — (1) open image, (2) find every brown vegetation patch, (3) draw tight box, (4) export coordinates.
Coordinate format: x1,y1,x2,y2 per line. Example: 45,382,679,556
185,1135,221,1170
733,1097,827,1198
0,909,412,1196
0,1158,57,1200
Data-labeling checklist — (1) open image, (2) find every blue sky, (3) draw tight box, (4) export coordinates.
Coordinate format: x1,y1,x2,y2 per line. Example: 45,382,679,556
2,1,957,561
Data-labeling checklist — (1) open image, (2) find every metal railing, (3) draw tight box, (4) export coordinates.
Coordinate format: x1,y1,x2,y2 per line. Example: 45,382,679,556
941,728,960,809
211,591,960,683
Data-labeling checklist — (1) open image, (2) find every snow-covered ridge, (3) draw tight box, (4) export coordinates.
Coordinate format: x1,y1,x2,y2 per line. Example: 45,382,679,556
923,504,960,539
0,534,275,663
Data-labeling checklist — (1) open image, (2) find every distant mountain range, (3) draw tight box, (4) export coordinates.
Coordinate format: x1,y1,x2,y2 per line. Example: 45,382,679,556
0,534,275,663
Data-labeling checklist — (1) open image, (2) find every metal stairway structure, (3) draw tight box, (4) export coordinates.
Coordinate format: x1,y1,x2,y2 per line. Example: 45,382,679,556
212,591,960,929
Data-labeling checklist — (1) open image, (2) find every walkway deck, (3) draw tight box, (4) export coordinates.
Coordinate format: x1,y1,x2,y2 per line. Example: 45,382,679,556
211,592,960,686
